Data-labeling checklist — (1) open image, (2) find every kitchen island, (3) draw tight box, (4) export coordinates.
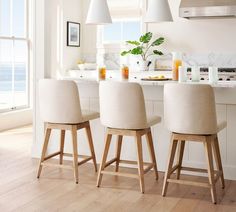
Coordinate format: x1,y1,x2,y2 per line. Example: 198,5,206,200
33,72,236,180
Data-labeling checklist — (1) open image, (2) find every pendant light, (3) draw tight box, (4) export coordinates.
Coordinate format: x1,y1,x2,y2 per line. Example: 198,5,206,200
86,0,112,25
145,0,173,23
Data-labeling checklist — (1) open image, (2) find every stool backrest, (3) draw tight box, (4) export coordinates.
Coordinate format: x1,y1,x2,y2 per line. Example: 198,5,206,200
164,83,218,135
99,81,148,129
39,79,83,124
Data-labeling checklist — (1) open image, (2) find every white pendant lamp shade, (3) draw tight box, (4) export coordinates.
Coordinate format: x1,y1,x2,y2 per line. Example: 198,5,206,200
86,0,112,25
145,0,173,23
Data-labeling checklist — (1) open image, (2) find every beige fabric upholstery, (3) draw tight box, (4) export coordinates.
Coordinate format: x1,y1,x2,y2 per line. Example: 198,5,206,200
164,83,226,135
81,110,100,122
99,81,161,129
217,120,227,133
39,79,99,124
147,115,162,128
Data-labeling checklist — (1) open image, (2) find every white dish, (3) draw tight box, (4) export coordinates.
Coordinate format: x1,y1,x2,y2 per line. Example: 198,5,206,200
78,63,97,70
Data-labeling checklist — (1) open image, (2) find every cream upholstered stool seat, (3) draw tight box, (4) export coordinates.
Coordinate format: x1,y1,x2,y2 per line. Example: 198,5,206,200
37,79,99,184
97,81,161,193
162,83,226,204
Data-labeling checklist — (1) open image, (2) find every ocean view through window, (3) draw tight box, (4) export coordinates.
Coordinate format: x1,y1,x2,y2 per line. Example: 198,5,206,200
0,0,29,112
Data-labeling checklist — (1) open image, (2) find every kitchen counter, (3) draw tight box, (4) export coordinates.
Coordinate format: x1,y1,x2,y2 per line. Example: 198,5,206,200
64,76,236,88
64,69,236,88
33,73,236,180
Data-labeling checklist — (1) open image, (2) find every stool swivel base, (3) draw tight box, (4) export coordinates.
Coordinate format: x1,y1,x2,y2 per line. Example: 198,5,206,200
162,133,225,204
97,127,159,193
37,121,97,184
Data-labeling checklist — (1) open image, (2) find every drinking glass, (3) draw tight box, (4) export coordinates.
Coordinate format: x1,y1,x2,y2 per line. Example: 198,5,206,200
98,66,106,81
121,65,129,80
178,66,187,83
208,67,218,84
191,66,200,82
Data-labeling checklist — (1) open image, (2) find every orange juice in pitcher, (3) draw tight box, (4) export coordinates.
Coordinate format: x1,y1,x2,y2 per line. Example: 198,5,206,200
172,52,182,81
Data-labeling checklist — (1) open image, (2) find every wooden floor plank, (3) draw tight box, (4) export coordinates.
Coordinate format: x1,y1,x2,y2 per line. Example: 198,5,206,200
0,126,236,212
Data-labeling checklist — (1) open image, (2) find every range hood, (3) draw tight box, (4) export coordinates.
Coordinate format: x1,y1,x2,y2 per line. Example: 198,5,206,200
179,0,236,19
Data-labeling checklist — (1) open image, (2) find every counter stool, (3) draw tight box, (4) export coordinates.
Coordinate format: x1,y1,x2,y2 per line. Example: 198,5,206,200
162,83,226,204
37,79,99,184
97,81,161,193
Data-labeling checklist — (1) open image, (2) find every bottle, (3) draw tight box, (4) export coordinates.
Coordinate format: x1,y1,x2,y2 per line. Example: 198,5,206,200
191,66,200,82
172,52,182,81
208,67,218,84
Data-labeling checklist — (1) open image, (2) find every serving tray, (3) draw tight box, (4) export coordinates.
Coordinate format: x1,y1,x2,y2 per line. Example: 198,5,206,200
141,78,172,81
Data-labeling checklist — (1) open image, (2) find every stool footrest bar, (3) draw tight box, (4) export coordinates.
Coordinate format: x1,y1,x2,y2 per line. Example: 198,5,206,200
119,159,151,166
167,179,210,188
44,151,61,161
63,153,90,159
144,164,154,174
41,162,73,170
101,170,139,179
181,166,208,173
78,156,93,166
170,164,179,175
105,158,117,168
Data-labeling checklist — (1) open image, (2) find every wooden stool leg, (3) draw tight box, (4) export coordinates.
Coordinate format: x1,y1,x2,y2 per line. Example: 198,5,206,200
204,136,217,204
136,134,145,193
71,125,79,184
145,130,159,180
85,123,98,172
97,133,112,187
59,130,65,165
162,135,178,196
115,135,123,172
212,135,225,189
37,128,51,178
176,140,185,180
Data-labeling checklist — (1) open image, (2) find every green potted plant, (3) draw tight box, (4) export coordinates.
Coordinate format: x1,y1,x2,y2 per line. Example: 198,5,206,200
121,32,165,71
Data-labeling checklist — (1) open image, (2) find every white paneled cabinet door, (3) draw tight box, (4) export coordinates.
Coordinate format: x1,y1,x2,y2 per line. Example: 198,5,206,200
153,101,172,171
226,105,236,179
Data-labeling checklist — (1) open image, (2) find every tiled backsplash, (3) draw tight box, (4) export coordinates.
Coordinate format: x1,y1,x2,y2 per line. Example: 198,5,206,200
183,53,236,68
83,52,236,70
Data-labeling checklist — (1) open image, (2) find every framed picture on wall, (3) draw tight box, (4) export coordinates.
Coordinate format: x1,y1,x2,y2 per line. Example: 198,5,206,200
67,22,80,47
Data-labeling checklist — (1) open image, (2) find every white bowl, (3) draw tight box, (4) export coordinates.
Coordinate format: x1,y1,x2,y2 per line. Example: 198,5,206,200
77,64,85,70
84,63,97,70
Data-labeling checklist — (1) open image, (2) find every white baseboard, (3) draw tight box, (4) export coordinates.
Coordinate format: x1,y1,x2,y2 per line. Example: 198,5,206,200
0,108,33,132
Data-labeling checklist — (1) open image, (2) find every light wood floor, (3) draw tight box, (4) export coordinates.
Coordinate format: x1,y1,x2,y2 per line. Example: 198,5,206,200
0,126,236,212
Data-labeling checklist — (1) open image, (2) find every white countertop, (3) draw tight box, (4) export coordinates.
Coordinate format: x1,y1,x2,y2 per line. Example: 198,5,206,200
63,76,236,88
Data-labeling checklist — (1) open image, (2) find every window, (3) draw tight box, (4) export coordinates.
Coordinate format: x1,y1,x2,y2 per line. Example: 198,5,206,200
98,0,142,45
0,0,29,112
103,20,141,43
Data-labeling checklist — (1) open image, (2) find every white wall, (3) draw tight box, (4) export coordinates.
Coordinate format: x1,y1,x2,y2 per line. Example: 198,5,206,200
32,0,45,157
82,0,236,56
81,0,97,56
32,0,236,158
32,0,83,157
148,0,236,54
44,0,83,77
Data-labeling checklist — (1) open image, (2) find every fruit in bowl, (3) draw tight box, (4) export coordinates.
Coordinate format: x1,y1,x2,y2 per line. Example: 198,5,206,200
148,75,165,79
77,59,85,70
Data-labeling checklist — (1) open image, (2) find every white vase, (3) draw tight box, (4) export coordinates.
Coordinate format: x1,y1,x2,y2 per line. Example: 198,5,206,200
138,60,151,71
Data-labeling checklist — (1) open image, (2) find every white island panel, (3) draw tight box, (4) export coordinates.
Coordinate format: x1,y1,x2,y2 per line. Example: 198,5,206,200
33,76,236,180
